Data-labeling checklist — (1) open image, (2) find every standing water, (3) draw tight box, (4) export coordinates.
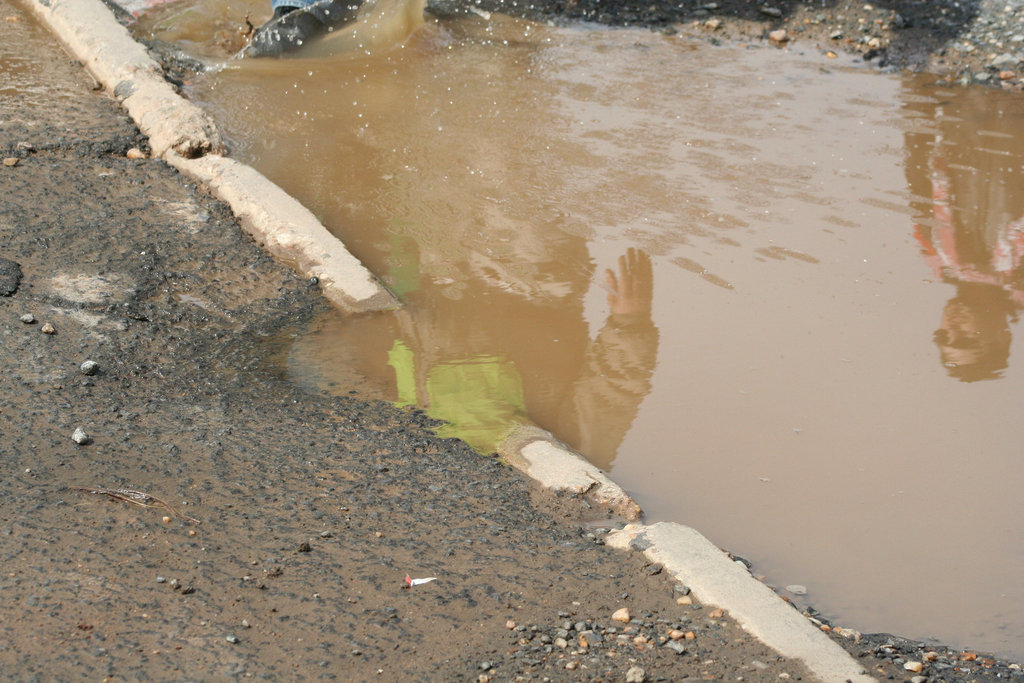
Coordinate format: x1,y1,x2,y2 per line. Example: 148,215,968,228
138,0,1024,660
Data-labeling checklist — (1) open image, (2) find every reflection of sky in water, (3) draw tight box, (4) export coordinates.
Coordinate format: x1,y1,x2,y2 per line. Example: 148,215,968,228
145,4,1024,660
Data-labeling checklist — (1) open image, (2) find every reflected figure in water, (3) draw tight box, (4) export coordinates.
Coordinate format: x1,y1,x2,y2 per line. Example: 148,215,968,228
555,248,658,468
905,88,1024,381
295,244,658,469
384,245,659,469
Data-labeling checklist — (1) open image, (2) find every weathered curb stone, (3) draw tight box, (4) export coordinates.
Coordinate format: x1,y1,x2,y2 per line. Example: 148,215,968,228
18,0,221,158
607,523,876,683
19,0,398,313
498,425,643,521
165,151,398,313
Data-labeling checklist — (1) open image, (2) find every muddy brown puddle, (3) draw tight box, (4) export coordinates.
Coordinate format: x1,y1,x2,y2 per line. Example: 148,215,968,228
136,0,1024,660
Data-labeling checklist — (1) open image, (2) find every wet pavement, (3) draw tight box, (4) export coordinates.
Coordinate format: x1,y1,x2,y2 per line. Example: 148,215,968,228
0,2,811,680
163,3,1024,660
2,0,1023,680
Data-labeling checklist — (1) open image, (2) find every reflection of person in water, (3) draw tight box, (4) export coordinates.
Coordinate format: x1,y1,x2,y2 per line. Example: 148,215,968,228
905,88,1024,381
554,248,658,467
379,244,658,469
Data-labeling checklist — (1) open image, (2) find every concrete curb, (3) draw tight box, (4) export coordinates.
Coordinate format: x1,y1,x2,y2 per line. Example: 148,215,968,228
499,427,875,682
24,2,875,680
19,0,222,158
607,523,876,683
165,151,399,313
19,0,399,314
498,425,643,521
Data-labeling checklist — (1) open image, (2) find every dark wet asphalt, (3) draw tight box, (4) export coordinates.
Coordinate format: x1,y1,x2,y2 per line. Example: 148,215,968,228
2,1,1020,681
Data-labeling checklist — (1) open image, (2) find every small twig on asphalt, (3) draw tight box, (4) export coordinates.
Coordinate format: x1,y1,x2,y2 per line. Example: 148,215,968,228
69,486,201,524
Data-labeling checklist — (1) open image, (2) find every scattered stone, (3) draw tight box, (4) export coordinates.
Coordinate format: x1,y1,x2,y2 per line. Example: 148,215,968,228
156,576,166,583
769,29,789,43
126,148,147,159
674,584,691,596
999,70,1016,80
41,322,55,334
19,313,35,324
80,360,100,376
71,427,90,445
677,595,693,605
785,584,807,596
704,18,721,30
829,29,843,39
505,619,516,629
626,666,646,683
2,157,19,167
477,661,492,670
832,626,861,641
612,607,631,623
668,629,686,640
685,631,696,640
990,53,1020,69
297,541,312,552
226,635,239,644
565,661,578,670
663,640,687,655
554,637,567,648
708,608,724,619
242,619,251,628
911,677,927,683
904,661,924,672
0,258,22,296
759,6,782,17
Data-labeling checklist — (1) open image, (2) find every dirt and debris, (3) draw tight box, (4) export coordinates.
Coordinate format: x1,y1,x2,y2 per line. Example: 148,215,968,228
478,0,1024,92
1,0,1021,680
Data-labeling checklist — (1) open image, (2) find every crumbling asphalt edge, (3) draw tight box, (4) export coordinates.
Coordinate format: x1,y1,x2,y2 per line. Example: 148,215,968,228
17,0,398,314
20,2,876,680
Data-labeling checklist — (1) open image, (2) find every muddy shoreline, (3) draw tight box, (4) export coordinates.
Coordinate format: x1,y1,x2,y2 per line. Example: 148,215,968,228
468,0,1024,92
131,0,1024,92
3,0,1023,679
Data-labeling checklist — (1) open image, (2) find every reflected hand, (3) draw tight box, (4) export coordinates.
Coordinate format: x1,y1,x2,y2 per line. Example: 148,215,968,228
606,248,653,316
